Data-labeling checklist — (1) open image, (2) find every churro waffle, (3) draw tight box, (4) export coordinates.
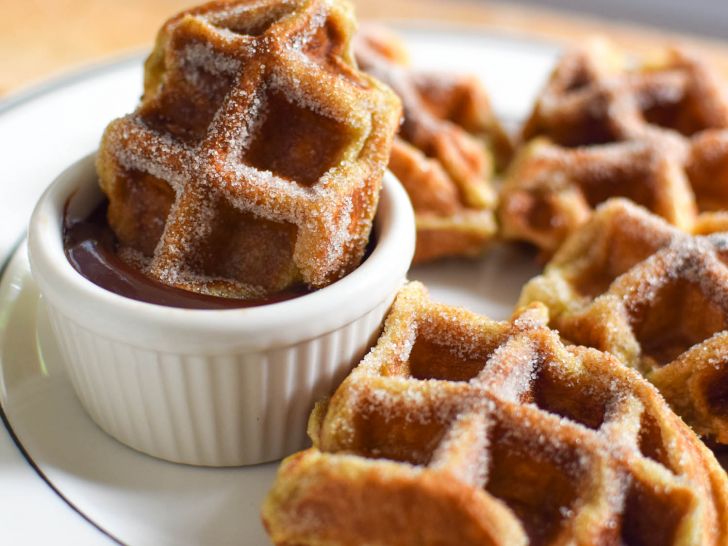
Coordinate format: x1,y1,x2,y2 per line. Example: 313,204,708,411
499,137,696,255
500,40,728,255
522,39,728,147
356,27,511,263
97,0,401,298
263,282,728,545
520,199,728,444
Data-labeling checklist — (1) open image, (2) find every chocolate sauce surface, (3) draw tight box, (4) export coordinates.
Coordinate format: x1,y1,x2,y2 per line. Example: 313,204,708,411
63,199,313,309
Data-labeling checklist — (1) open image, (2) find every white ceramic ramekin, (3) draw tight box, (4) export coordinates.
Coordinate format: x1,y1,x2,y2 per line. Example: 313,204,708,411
28,154,415,467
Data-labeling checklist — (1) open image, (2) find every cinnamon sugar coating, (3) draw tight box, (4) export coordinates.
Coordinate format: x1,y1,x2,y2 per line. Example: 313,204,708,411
356,26,512,263
97,0,401,298
500,40,728,256
520,199,728,444
263,281,728,545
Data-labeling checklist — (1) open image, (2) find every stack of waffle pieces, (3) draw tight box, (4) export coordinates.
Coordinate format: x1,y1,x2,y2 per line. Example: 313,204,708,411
499,40,728,256
92,2,728,540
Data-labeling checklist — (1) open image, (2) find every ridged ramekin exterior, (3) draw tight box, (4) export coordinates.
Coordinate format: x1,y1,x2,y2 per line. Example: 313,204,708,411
44,299,389,466
29,154,415,466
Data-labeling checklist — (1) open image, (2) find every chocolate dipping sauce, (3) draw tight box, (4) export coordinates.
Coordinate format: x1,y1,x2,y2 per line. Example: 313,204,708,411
62,199,313,309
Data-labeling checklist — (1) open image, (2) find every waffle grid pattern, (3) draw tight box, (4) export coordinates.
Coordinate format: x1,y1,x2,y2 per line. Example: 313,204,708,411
499,40,728,255
263,282,728,545
98,0,400,296
520,199,728,444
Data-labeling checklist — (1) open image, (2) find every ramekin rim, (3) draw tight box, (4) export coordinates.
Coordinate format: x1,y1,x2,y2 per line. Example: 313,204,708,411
28,152,415,338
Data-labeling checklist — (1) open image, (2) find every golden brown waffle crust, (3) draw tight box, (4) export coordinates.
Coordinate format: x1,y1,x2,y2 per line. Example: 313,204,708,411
356,26,510,264
520,198,728,444
263,281,728,545
97,0,401,297
499,39,728,256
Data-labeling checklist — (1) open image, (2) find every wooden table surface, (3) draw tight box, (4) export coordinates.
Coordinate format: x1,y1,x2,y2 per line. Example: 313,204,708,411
2,0,728,97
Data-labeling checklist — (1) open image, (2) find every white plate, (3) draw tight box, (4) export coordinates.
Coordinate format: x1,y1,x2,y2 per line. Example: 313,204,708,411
0,25,558,545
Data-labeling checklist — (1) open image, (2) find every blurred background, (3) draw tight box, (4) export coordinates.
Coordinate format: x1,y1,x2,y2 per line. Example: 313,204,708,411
1,0,726,97
516,0,727,37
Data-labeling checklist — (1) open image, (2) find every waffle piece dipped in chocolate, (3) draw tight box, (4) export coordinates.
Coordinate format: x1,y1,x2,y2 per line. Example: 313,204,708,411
356,26,512,263
97,0,401,298
520,198,728,444
499,40,728,256
263,281,728,545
